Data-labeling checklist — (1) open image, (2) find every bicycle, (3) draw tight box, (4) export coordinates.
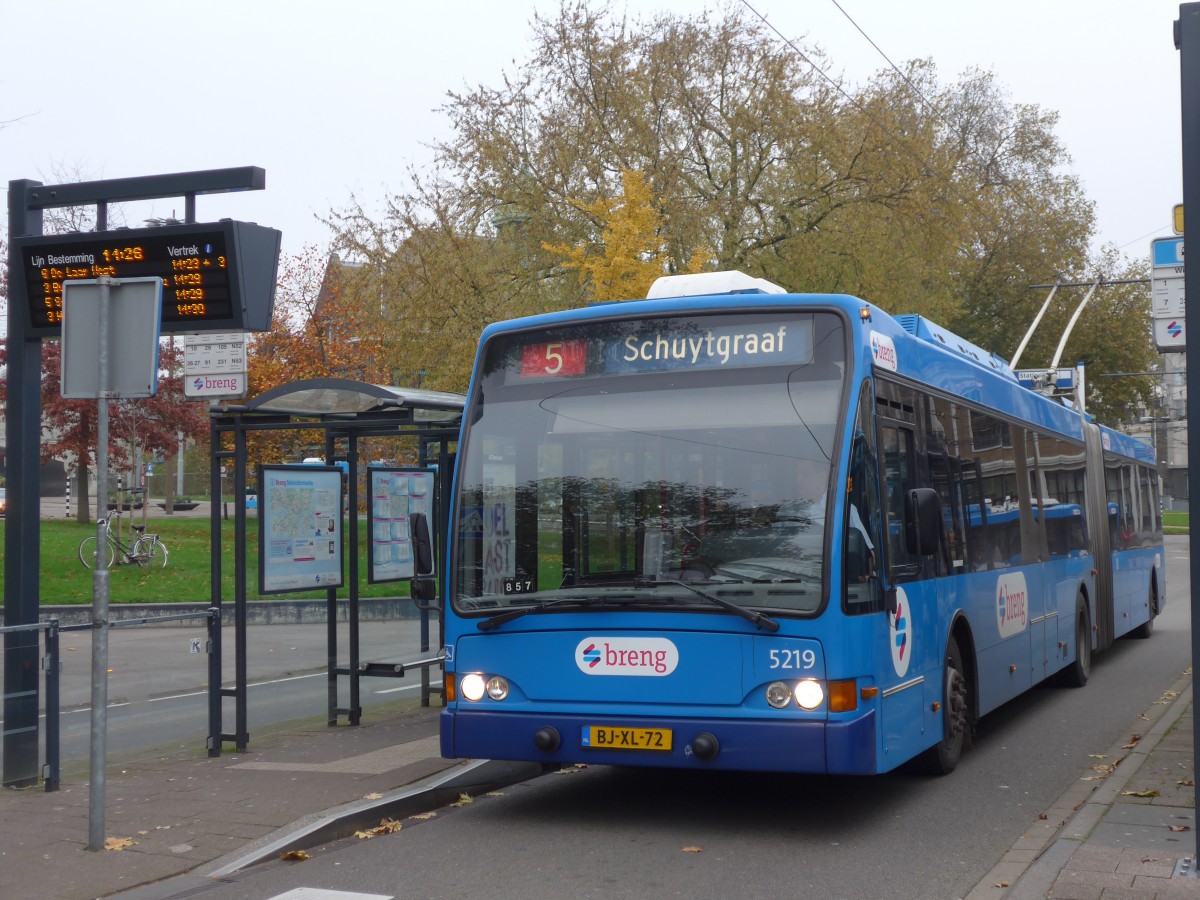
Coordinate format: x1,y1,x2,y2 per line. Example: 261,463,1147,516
78,509,169,569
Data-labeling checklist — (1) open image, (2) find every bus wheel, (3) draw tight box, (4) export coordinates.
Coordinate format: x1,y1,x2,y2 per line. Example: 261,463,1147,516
1062,595,1091,687
1130,581,1157,640
918,639,968,776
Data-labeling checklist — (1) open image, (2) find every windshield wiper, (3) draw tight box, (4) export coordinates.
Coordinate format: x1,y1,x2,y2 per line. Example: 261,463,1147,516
477,593,642,631
636,578,780,633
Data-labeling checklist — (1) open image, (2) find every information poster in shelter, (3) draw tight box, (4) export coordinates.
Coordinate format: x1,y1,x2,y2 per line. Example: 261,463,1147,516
367,467,436,583
258,465,344,594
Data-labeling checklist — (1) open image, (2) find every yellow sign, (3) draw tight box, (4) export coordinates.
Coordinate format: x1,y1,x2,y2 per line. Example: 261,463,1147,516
1174,204,1184,234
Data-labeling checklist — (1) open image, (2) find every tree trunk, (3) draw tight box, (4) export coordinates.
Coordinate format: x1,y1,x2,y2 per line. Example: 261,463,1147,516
77,459,91,525
164,453,176,515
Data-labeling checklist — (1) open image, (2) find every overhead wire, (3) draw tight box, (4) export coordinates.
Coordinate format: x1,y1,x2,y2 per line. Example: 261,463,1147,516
736,0,1040,272
739,0,1167,411
740,0,1147,276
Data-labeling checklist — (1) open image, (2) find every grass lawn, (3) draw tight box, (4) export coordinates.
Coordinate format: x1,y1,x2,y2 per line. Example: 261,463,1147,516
1,516,411,605
1163,509,1189,535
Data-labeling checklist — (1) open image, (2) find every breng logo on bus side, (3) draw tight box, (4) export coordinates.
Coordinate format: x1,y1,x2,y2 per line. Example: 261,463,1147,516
575,637,679,676
870,331,898,371
996,573,1029,638
890,587,912,678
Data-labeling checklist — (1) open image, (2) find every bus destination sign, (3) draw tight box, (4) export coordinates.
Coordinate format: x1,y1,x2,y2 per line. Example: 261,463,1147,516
13,219,282,337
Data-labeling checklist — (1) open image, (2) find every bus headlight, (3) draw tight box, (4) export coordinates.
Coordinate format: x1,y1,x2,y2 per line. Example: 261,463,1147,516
485,676,510,701
794,679,825,710
766,681,792,709
460,673,486,702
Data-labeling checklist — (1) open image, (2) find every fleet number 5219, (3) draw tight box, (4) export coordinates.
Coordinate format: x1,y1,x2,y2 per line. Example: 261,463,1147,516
769,648,816,670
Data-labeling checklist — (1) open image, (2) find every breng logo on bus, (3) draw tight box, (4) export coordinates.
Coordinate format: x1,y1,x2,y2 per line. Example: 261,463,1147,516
870,331,898,371
575,637,679,676
996,573,1029,639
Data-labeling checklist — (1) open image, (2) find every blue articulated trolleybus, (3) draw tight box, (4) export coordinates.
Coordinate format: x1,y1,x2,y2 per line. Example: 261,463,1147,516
440,272,1164,775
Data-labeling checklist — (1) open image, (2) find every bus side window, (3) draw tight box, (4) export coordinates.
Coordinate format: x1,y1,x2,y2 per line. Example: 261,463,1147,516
879,423,919,579
845,381,882,613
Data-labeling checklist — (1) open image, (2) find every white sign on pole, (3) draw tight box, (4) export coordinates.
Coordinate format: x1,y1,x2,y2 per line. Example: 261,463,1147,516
1151,237,1185,352
183,331,248,399
61,277,163,399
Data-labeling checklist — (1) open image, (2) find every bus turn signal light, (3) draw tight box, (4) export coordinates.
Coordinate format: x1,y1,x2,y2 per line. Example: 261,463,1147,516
828,679,858,712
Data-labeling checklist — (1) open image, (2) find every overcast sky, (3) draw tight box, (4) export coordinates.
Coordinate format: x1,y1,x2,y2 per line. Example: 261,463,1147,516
0,0,1186,271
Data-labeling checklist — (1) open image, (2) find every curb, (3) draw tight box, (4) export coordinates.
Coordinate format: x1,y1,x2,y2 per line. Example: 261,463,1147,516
202,757,544,876
966,673,1194,899
107,758,544,900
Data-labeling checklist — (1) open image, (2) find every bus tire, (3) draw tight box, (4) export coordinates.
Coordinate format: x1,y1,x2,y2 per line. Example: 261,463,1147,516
917,638,968,776
1129,580,1157,640
1061,595,1091,687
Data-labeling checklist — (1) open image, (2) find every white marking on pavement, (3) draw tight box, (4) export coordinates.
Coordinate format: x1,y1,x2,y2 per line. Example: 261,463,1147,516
267,889,393,900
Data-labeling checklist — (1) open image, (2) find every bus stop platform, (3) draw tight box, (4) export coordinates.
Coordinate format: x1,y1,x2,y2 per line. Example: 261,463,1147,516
0,681,1193,900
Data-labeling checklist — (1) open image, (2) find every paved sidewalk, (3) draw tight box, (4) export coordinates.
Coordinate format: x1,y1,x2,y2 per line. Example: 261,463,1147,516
0,701,464,900
971,673,1197,899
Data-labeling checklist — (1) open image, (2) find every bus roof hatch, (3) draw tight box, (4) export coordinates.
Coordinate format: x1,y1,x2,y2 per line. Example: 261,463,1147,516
646,270,787,300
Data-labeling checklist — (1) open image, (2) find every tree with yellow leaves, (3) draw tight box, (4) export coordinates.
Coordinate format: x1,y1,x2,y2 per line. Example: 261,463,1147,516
544,170,667,302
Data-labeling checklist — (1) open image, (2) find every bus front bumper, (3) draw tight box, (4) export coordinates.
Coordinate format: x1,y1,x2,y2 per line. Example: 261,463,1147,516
441,708,877,774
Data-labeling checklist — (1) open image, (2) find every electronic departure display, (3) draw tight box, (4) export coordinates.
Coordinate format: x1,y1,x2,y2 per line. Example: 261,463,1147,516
13,219,282,337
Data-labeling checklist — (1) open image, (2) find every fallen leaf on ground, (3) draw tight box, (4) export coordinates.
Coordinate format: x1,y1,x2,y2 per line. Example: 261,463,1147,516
1179,779,1196,787
409,812,438,821
362,792,383,800
280,850,310,860
1088,754,1108,760
450,793,473,807
1170,824,1192,832
104,837,134,851
355,819,402,839
1120,789,1160,798
992,882,1009,888
485,791,505,797
1122,734,1143,749
682,846,703,853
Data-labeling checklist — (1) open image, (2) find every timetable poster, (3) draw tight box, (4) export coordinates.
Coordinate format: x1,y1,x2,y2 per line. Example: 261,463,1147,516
367,467,436,583
258,465,344,595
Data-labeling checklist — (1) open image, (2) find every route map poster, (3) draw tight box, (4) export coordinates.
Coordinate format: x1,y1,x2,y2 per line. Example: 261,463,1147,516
367,467,436,583
258,465,344,595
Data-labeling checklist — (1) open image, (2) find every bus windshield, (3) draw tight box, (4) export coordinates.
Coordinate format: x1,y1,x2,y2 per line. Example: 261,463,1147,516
452,311,848,616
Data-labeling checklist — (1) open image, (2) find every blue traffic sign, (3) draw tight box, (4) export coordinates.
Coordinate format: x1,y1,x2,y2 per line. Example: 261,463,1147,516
1152,237,1184,268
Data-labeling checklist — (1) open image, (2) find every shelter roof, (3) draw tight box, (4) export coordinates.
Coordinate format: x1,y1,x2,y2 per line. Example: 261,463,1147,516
224,377,464,422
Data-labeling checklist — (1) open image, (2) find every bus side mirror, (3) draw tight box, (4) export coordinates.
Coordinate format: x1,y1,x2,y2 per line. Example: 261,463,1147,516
410,512,434,577
905,487,941,556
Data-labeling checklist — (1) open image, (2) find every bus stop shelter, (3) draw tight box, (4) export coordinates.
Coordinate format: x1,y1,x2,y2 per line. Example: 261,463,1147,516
207,377,463,754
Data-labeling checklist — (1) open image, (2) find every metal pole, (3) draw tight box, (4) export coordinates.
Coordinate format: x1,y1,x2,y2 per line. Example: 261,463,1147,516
233,424,248,750
4,179,45,788
87,277,113,851
44,620,60,792
209,414,224,756
326,431,339,726
1175,2,1200,865
207,607,221,758
349,432,361,725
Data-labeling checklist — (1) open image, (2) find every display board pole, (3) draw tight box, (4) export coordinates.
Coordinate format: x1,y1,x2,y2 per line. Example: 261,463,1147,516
86,280,112,851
